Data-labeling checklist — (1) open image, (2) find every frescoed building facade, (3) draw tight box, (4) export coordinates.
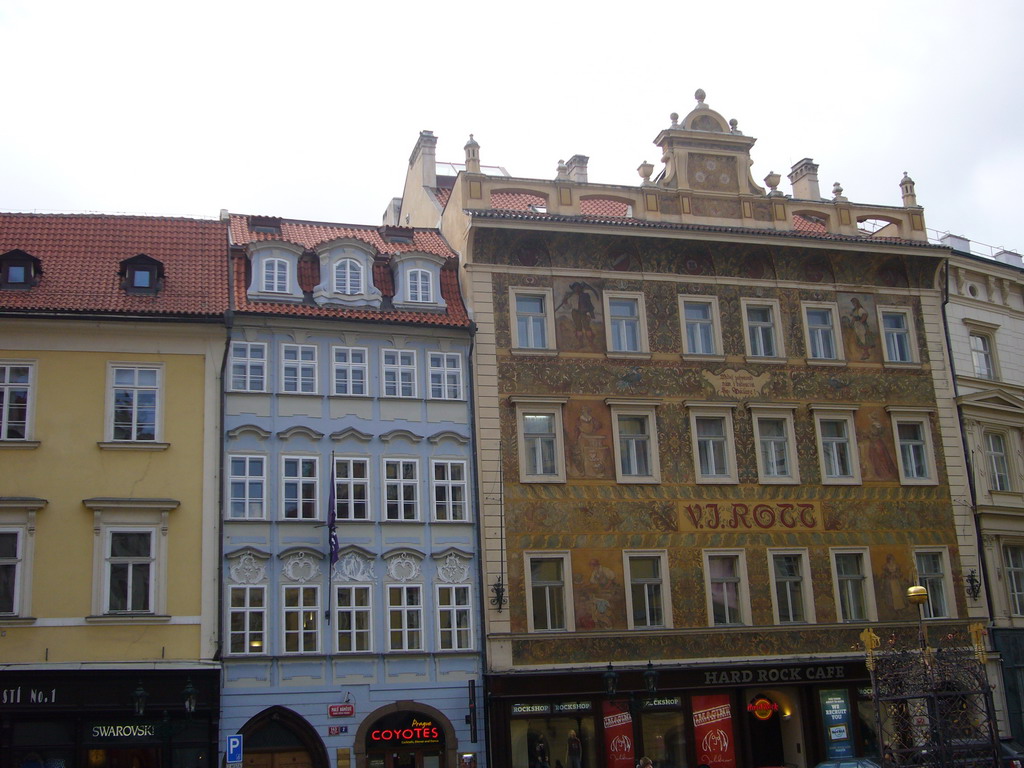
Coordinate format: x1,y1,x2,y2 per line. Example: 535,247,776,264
395,94,984,768
219,214,482,768
0,214,227,767
942,235,1024,741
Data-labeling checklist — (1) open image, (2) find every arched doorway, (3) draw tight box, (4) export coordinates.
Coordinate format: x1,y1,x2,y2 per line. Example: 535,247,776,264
236,706,330,768
354,701,457,768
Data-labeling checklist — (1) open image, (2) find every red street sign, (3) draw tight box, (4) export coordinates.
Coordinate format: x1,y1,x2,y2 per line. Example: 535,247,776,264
329,704,355,717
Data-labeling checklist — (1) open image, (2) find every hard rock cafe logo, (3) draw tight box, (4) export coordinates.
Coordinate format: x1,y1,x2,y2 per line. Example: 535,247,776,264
747,697,779,721
609,734,632,755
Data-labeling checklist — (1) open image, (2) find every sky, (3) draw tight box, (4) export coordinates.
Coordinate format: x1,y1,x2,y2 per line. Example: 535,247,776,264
2,0,1022,255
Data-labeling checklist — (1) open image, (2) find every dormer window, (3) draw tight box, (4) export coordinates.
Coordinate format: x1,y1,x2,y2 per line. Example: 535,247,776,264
1,250,41,290
391,252,447,313
334,258,364,295
119,254,164,294
312,242,382,309
408,269,432,303
263,258,289,293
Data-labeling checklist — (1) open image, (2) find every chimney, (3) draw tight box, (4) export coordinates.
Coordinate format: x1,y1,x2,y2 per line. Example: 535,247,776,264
410,130,437,188
788,158,821,201
995,250,1024,269
464,134,481,174
566,154,589,184
939,233,971,253
900,172,918,207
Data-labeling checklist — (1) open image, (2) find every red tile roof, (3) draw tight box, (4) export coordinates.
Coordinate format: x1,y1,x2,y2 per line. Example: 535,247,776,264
490,191,547,211
229,215,470,328
0,213,229,317
579,197,631,217
792,213,828,234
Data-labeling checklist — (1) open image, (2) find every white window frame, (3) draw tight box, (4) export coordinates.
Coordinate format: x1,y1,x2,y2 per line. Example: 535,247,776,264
431,460,468,521
830,548,877,622
282,584,321,654
679,296,724,358
229,342,267,393
334,258,364,295
281,344,318,395
768,549,815,625
748,404,800,484
984,429,1013,493
262,257,289,294
810,405,862,485
384,458,419,521
510,287,557,352
331,346,368,396
227,454,266,520
334,457,370,521
282,455,319,520
966,322,999,381
877,306,919,366
429,352,464,400
887,408,938,485
687,403,738,484
802,301,845,364
228,584,267,655
913,548,955,619
382,349,417,398
103,528,156,614
603,291,649,356
408,268,432,303
0,361,35,442
387,584,423,651
1004,544,1024,617
524,551,575,633
741,298,786,362
704,550,749,627
623,550,671,630
106,364,163,443
335,584,372,653
0,527,25,616
436,584,473,651
513,397,568,483
608,400,661,483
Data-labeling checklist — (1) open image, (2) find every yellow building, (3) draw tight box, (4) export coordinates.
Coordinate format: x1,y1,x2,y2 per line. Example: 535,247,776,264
0,214,227,767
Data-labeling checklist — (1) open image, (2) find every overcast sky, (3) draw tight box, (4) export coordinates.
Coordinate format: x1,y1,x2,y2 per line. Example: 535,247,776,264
2,0,1021,255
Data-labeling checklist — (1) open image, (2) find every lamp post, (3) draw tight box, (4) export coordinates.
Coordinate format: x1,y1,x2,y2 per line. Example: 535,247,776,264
906,584,930,664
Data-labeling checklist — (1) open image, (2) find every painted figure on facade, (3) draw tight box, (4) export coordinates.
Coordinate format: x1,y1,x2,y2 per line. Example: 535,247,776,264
881,553,909,614
569,404,608,477
842,296,876,360
556,281,599,346
865,412,899,481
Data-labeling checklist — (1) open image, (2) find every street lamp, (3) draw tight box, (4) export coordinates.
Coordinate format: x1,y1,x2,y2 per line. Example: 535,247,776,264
133,681,149,717
907,584,930,663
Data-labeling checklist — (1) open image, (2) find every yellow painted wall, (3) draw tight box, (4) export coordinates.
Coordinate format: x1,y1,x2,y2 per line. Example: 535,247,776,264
0,319,223,664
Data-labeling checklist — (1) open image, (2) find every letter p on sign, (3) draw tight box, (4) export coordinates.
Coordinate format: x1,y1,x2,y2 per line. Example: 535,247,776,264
227,735,243,764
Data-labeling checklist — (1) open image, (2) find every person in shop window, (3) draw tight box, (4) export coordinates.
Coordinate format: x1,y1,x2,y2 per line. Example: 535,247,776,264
566,730,582,768
536,737,551,768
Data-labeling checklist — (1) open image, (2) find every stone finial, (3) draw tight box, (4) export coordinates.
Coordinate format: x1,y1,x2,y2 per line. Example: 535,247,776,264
729,118,741,135
464,134,480,174
764,171,782,197
694,88,707,108
638,160,655,185
832,182,848,202
900,171,918,207
670,112,679,128
556,159,570,181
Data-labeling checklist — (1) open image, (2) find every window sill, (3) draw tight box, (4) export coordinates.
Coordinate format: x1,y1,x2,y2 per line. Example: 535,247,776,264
97,441,170,451
681,353,726,363
616,476,661,485
757,477,801,485
882,360,922,370
0,440,40,450
806,359,847,367
431,518,472,524
427,397,467,403
227,388,269,394
278,517,323,523
990,490,1024,502
744,356,787,365
329,394,373,400
520,476,567,484
606,351,651,360
381,518,423,523
899,477,938,486
225,517,270,522
0,616,37,625
695,477,738,485
822,478,862,486
380,395,420,400
511,348,559,357
86,613,171,623
278,391,321,397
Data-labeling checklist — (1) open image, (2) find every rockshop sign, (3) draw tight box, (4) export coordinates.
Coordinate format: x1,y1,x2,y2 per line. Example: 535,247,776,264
704,664,848,686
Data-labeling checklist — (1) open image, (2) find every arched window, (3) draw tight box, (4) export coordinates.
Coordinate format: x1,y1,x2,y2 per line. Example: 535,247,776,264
262,258,288,293
334,258,363,295
408,269,432,303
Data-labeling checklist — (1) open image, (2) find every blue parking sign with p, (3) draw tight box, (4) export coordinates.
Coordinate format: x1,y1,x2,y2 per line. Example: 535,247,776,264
227,735,243,763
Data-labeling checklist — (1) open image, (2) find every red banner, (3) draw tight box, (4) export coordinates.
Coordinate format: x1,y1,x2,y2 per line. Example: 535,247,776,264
691,694,736,768
602,700,635,768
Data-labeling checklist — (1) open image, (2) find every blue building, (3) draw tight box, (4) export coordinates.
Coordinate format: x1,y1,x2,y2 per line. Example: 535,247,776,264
219,214,482,768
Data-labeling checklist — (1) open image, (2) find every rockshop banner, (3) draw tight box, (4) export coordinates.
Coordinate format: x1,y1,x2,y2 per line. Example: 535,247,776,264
601,700,635,768
692,694,737,768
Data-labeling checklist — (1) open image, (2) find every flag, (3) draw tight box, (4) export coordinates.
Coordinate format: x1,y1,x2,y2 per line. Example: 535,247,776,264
327,454,339,565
